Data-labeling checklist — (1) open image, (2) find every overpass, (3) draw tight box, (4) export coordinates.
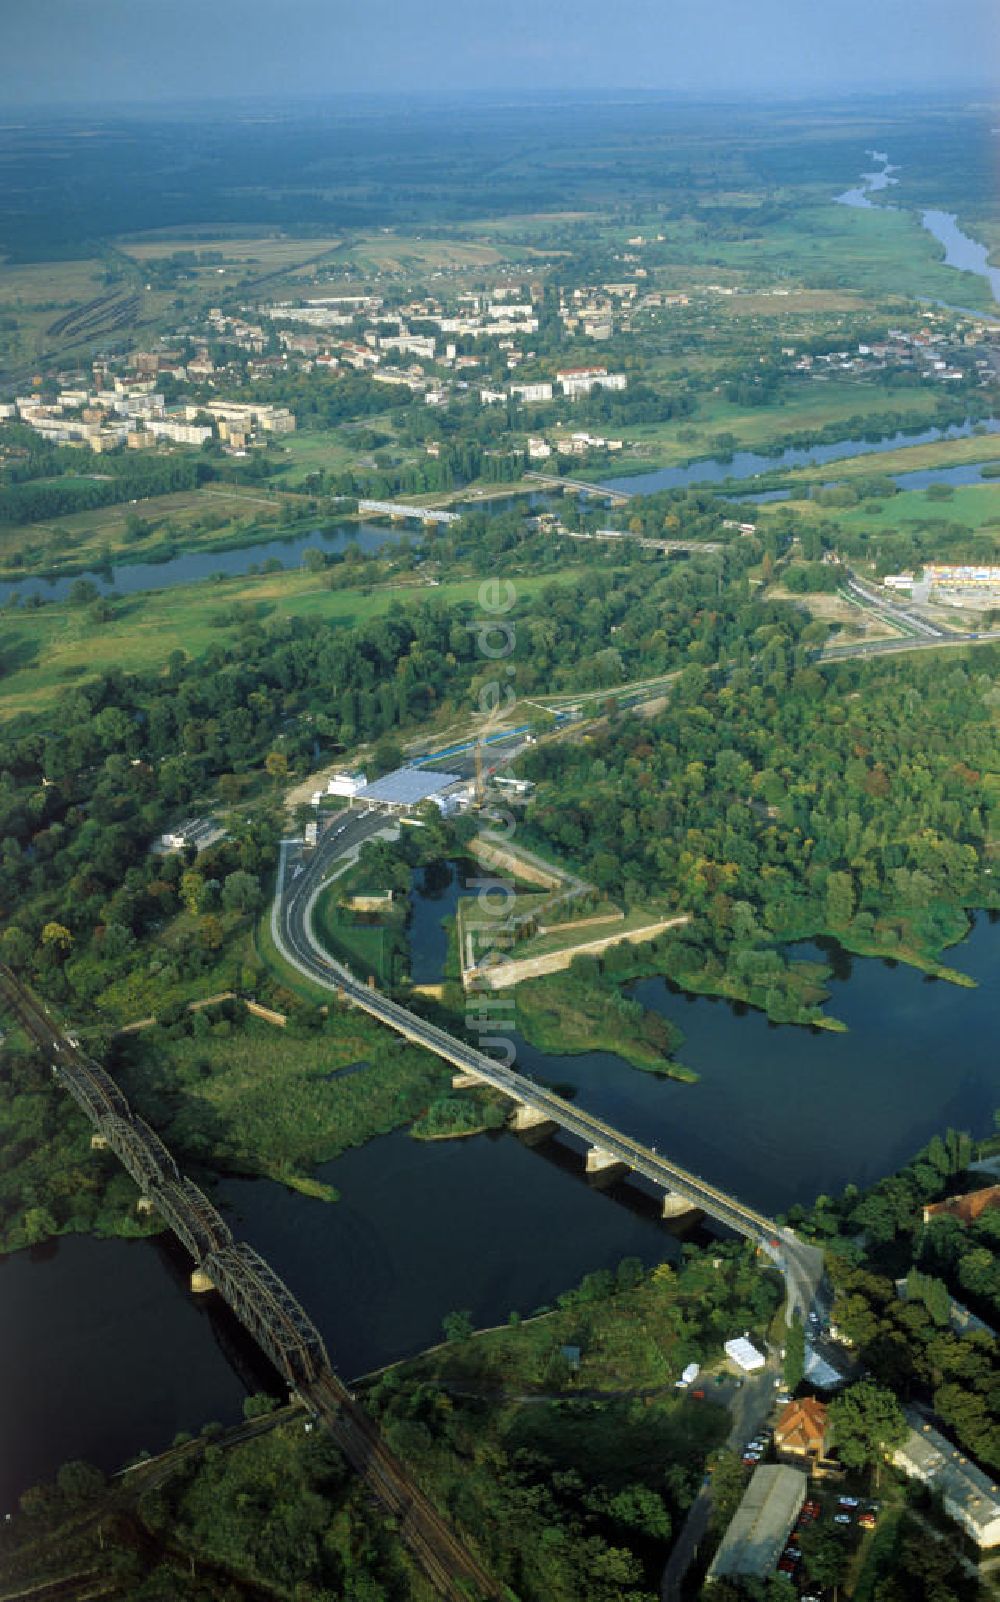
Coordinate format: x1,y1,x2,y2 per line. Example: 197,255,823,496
358,498,460,525
275,824,824,1322
0,965,506,1602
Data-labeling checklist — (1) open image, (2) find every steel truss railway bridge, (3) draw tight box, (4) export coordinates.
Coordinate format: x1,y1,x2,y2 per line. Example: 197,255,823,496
0,965,506,1602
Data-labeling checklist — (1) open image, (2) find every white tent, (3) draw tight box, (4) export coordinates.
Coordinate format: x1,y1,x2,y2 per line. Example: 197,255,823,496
725,1336,766,1373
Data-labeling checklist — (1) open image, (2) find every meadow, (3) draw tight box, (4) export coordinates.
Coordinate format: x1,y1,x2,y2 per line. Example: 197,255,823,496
0,482,308,575
0,564,593,718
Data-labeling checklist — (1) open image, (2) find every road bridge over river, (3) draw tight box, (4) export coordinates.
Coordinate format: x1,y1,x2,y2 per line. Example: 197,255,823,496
275,822,824,1322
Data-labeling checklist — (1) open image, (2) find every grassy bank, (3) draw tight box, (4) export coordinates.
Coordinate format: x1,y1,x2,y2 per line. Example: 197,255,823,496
512,963,698,1079
0,1248,780,1602
0,563,593,718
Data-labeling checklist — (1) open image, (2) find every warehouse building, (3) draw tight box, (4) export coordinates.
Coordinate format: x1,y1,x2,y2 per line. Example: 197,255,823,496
708,1465,808,1584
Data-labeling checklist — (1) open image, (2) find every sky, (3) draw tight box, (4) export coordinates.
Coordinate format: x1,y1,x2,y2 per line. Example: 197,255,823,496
2,0,999,107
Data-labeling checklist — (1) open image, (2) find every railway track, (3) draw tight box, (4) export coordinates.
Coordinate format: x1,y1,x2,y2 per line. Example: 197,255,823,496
0,966,507,1601
305,1374,507,1601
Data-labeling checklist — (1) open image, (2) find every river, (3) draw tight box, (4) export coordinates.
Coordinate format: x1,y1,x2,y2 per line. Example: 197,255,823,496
3,422,998,607
3,900,1000,1510
837,150,1000,307
0,520,407,607
598,418,1000,499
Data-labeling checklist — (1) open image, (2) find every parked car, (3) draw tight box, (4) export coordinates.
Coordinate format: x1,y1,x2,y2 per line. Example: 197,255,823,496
834,1512,852,1525
838,1495,860,1507
859,1511,877,1530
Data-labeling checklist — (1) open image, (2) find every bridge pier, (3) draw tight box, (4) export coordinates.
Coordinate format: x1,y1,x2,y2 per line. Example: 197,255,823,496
136,1195,155,1216
452,1071,481,1090
661,1190,702,1221
509,1102,555,1134
586,1146,627,1177
90,1132,109,1151
190,1268,215,1294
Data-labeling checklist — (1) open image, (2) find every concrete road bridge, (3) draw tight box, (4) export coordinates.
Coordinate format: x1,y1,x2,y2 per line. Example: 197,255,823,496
523,470,632,501
275,822,824,1323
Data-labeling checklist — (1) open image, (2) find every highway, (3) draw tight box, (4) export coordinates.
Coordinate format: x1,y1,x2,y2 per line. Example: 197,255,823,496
820,625,1000,663
274,818,825,1321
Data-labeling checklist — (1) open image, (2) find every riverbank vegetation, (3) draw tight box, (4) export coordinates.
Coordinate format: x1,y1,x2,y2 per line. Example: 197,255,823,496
0,1245,779,1601
787,1122,1000,1476
519,637,1000,1022
111,1002,453,1197
512,956,696,1078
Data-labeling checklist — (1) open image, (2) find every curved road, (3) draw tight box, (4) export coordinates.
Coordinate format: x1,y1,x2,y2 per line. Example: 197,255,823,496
272,817,824,1321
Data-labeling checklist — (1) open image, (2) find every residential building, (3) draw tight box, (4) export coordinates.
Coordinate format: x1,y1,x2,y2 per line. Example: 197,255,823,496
774,1396,829,1466
893,1410,1000,1548
556,365,627,398
509,381,553,403
923,1185,1000,1226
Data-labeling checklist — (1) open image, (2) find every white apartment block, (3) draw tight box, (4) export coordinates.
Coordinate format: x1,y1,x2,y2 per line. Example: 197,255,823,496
509,381,553,403
557,366,628,398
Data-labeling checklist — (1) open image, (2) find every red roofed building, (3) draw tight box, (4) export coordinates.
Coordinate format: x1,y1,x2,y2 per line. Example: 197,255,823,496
923,1186,1000,1227
774,1397,829,1466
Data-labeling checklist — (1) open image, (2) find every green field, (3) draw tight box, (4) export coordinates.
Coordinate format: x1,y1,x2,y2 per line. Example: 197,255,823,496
0,483,310,575
276,429,365,484
0,256,111,369
776,480,1000,539
0,564,594,717
778,430,1000,486
839,481,1000,533
658,199,998,311
607,379,947,472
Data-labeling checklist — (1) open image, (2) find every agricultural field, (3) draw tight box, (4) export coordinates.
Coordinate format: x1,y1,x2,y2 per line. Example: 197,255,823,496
335,231,503,276
117,233,343,268
0,255,119,370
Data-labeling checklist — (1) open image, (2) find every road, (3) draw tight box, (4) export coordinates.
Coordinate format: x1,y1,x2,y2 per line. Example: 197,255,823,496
660,1349,782,1602
274,816,825,1322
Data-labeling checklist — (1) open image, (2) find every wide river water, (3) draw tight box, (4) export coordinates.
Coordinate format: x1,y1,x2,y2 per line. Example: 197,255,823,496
4,421,999,606
3,896,1000,1510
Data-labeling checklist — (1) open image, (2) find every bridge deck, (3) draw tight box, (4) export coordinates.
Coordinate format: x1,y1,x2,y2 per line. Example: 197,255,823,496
276,842,779,1245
